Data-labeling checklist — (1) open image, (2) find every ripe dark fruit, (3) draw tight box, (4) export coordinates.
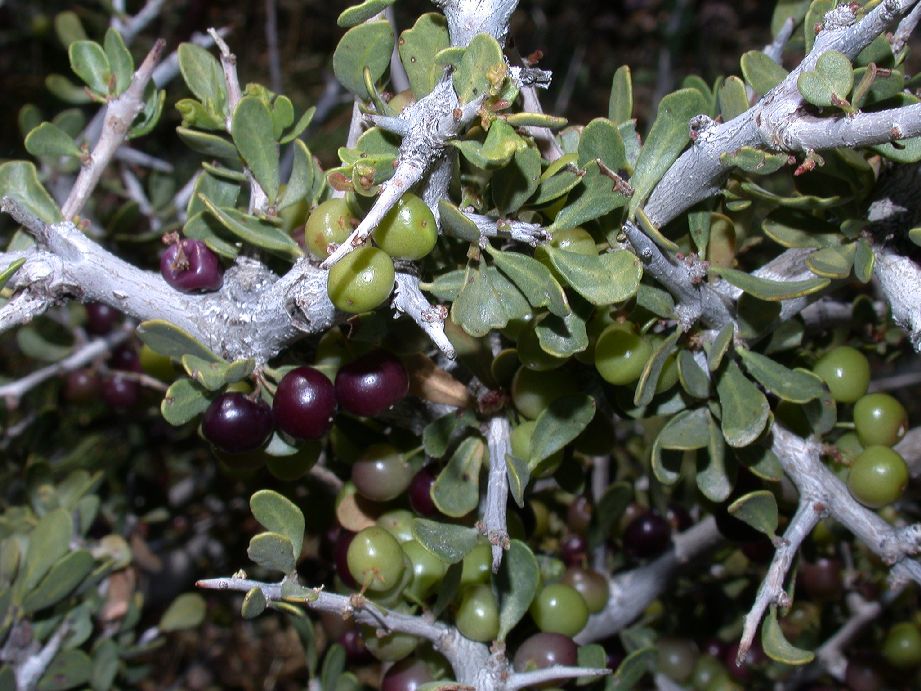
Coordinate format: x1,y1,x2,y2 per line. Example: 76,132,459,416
109,343,141,372
847,445,908,509
102,373,140,410
566,495,592,534
799,557,844,601
272,366,336,440
624,511,672,558
335,349,409,417
560,532,588,566
812,345,870,403
160,238,223,293
562,566,610,613
854,393,908,448
85,302,120,335
339,627,372,665
513,632,578,672
380,656,434,691
65,368,100,403
408,465,438,517
201,392,274,453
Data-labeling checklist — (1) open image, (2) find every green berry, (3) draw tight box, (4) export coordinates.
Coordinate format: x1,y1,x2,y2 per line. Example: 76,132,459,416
812,346,870,403
511,366,580,419
347,526,405,592
327,246,395,313
455,584,500,642
529,583,589,636
402,539,448,602
594,323,652,386
854,393,908,447
305,198,357,259
510,419,563,477
460,542,492,589
883,621,921,669
374,193,437,260
847,445,908,509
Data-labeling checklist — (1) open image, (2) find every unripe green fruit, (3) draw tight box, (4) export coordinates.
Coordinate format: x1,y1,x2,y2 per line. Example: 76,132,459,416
460,542,492,589
529,583,589,636
510,420,563,477
455,584,500,642
347,526,405,592
361,624,418,662
305,198,357,259
327,246,395,313
847,445,908,509
594,323,652,386
883,621,921,669
854,393,908,448
374,193,437,260
403,539,448,602
812,345,870,403
517,318,569,371
511,366,580,419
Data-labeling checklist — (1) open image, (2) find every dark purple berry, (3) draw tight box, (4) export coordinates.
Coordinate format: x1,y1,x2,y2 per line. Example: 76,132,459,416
160,238,223,293
724,640,765,683
513,632,578,672
666,503,693,532
560,532,588,566
102,373,140,410
272,366,336,440
409,465,438,517
339,627,372,665
201,392,273,453
380,656,434,691
65,369,100,403
85,302,120,335
334,528,359,589
799,557,844,601
624,511,672,559
567,495,592,534
109,343,141,372
335,349,409,417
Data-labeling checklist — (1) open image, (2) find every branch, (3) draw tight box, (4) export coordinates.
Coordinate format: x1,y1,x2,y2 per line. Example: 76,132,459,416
872,242,921,350
112,0,167,45
264,0,283,94
61,39,166,221
0,330,129,406
576,516,722,643
764,16,796,64
738,502,823,662
9,621,69,691
482,414,511,572
505,666,610,690
892,0,921,53
431,0,519,47
393,273,456,358
465,212,551,247
815,589,899,680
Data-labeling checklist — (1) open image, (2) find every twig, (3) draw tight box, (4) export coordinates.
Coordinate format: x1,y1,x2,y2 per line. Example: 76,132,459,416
764,16,796,64
120,167,162,232
9,621,70,691
872,242,921,350
61,39,166,221
816,590,899,680
552,43,584,115
264,0,283,94
392,273,455,359
483,414,511,572
892,0,921,53
112,0,168,45
385,5,410,93
115,147,173,173
505,666,610,690
465,212,551,247
0,330,129,407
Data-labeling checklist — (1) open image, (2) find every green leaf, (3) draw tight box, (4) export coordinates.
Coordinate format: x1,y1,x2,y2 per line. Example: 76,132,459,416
68,41,111,94
453,33,505,104
337,0,396,27
399,13,450,98
22,550,94,614
279,105,316,144
549,161,630,231
452,120,522,169
712,266,830,301
160,377,210,426
0,161,63,223
578,118,627,172
450,264,531,338
609,647,656,690
189,169,241,218
200,197,303,259
539,247,641,306
530,395,595,464
412,519,479,564
37,650,92,691
678,349,710,399
738,348,825,403
740,50,789,95
25,122,82,159
22,509,72,593
609,65,633,124
652,408,710,485
505,113,567,128
719,75,750,120
629,88,709,214
806,243,855,279
279,141,316,211
137,319,222,362
333,20,394,100
232,96,280,203
54,11,88,47
437,200,481,243
103,28,134,95
241,586,267,619
431,436,485,518
797,50,853,108
762,606,815,665
91,639,119,691
708,323,734,372
717,361,770,448
16,327,72,362
634,331,679,407
728,490,779,538
496,540,539,640
487,247,569,317
873,138,921,163
493,145,541,215
635,283,675,319
176,127,240,162
321,644,346,691
853,239,874,283
505,453,530,508
699,414,733,502
422,409,476,458
159,593,206,632
250,490,305,559
0,258,25,292
535,307,589,358
177,43,227,115
247,532,297,574
183,211,240,259
181,354,254,391
720,147,790,175
45,74,93,104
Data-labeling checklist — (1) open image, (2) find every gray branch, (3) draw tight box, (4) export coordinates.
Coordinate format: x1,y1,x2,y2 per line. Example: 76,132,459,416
482,414,511,572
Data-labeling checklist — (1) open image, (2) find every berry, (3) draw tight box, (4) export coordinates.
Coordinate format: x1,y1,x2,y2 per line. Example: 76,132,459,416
847,445,908,509
624,511,672,558
305,198,357,259
657,638,698,683
201,392,274,453
513,632,578,672
594,323,653,386
560,532,588,566
510,365,580,419
335,349,409,417
64,368,100,403
566,496,593,535
402,539,448,602
460,542,492,588
378,509,415,544
854,393,908,448
373,193,438,260
272,366,336,440
334,529,359,590
799,557,843,601
408,465,438,517
109,343,141,372
812,346,870,403
339,627,372,665
381,656,434,691
85,302,120,335
326,246,395,313
516,318,568,371
139,344,176,382
346,526,405,592
102,373,140,410
529,583,589,636
509,419,563,477
882,621,921,670
561,566,609,613
455,584,500,642
160,238,223,293
351,443,413,502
